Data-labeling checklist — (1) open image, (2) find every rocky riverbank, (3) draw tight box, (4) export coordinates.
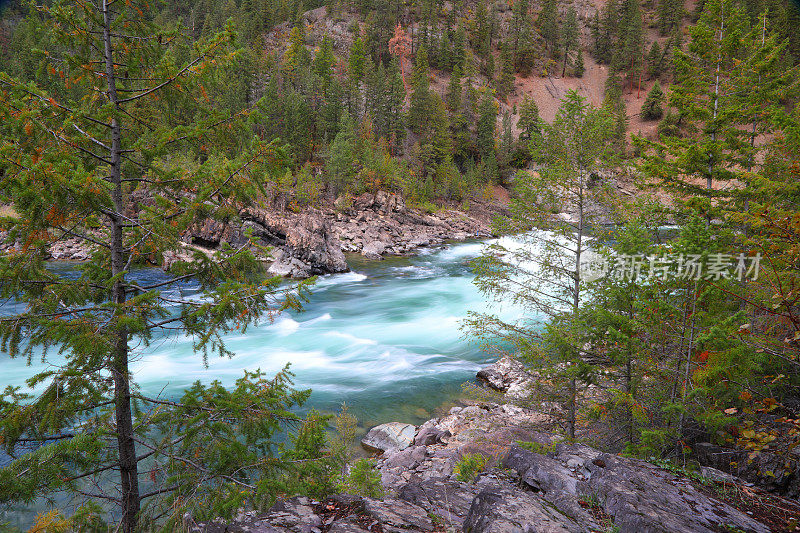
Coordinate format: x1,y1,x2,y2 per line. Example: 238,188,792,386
190,357,800,533
37,190,508,277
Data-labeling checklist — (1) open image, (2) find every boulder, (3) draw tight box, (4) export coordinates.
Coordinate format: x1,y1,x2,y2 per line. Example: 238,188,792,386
243,209,348,278
361,240,387,260
262,497,322,532
475,356,534,398
414,425,450,447
363,498,435,531
267,249,311,278
397,478,483,525
694,441,800,499
361,422,416,453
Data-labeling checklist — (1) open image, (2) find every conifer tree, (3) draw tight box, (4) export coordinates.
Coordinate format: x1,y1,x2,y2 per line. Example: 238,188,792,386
647,41,664,79
562,6,579,77
641,81,665,120
518,96,542,142
0,3,326,531
658,0,684,36
326,111,359,192
470,92,617,439
538,0,560,57
385,58,407,153
476,89,498,160
409,47,433,134
349,36,367,85
642,0,754,197
594,0,619,63
284,25,312,81
574,48,586,77
498,42,516,98
446,66,463,113
614,0,645,87
313,34,336,90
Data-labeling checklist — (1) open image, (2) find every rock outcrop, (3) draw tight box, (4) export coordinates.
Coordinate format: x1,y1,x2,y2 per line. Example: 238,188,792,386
189,358,799,533
360,422,416,453
190,398,785,532
36,188,506,275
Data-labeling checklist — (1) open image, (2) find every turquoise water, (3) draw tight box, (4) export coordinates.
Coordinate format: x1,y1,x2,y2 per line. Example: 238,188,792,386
0,239,524,431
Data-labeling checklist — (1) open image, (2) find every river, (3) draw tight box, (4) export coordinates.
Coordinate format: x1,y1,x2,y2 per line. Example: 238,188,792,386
0,238,525,434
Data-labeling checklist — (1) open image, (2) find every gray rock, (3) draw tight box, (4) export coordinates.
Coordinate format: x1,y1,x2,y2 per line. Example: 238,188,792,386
475,356,533,398
243,208,348,277
695,441,800,498
361,240,387,259
267,249,312,278
361,422,416,453
414,425,451,446
363,498,434,531
581,452,770,533
328,520,369,533
398,478,482,525
463,483,583,533
503,446,577,495
262,497,322,532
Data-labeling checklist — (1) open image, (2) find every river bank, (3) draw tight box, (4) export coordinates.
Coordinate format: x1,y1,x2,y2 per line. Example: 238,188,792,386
34,188,511,278
192,358,800,533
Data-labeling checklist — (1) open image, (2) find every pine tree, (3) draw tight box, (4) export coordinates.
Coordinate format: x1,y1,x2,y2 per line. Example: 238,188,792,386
658,0,684,36
326,111,359,193
409,47,433,134
469,92,618,439
0,4,326,531
498,42,516,98
446,66,463,113
603,73,628,152
614,0,645,87
641,81,665,120
647,41,663,79
538,0,560,57
349,36,367,85
562,6,579,77
643,0,753,197
474,2,490,59
575,48,586,77
476,89,498,160
284,25,312,81
595,0,619,63
385,57,407,153
313,34,336,90
518,96,542,142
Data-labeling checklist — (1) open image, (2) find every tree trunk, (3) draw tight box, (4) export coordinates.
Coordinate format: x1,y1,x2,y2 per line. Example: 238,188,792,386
568,175,585,441
102,1,140,531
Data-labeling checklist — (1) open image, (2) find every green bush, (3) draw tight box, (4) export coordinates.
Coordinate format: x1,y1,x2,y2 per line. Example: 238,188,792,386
454,453,488,482
339,458,384,498
516,440,556,455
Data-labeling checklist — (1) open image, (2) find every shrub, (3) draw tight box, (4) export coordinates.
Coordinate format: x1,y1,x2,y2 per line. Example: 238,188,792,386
516,440,556,455
340,458,384,498
454,453,488,482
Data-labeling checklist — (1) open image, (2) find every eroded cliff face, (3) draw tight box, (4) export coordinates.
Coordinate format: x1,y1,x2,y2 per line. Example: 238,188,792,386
163,190,507,278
